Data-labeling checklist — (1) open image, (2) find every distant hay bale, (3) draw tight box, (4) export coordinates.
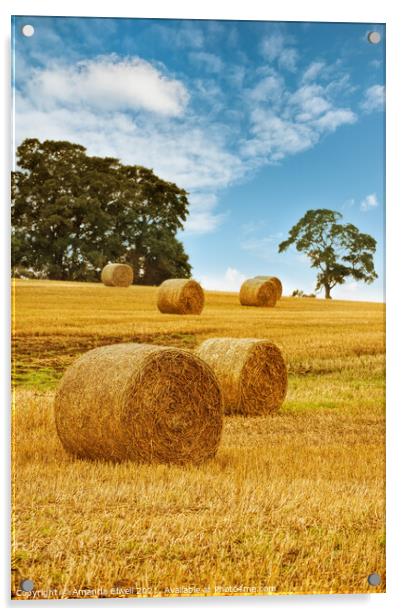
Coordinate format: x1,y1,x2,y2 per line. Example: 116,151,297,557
253,276,283,299
157,279,204,315
54,343,223,464
101,263,134,287
196,338,287,416
239,278,277,307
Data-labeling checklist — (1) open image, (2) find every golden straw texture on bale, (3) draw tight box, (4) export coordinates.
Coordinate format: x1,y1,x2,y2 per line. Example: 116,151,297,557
253,276,283,299
196,338,287,416
101,263,134,287
54,343,223,464
157,279,205,315
239,278,277,307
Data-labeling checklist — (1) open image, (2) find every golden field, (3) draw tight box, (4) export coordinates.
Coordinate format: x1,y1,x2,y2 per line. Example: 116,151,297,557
11,279,385,598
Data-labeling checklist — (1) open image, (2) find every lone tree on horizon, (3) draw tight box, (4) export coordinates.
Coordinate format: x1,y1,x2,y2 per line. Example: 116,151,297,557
278,209,378,299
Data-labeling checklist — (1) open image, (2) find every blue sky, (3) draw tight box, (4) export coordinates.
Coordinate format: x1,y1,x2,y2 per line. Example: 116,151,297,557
12,16,385,300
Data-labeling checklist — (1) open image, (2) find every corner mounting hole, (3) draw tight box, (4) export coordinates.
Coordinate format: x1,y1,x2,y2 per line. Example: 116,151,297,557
20,579,34,592
368,572,381,586
22,24,35,38
368,31,381,45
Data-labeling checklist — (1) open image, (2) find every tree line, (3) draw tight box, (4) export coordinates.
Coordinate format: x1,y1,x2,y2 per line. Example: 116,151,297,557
12,138,378,298
12,139,192,285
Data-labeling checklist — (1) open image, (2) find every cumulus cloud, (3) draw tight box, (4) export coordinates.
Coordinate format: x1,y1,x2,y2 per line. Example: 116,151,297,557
15,53,249,235
360,193,379,211
181,193,226,234
14,44,364,236
25,56,189,117
360,85,385,113
198,267,246,291
15,89,244,232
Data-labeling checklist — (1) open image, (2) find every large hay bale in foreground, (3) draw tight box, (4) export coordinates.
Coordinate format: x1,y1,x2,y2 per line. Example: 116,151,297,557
239,278,277,307
157,279,204,315
253,276,283,300
196,338,287,416
54,343,223,464
101,263,134,287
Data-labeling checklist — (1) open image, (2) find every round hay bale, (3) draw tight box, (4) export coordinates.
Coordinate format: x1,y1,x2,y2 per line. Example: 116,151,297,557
239,278,277,307
54,343,223,464
157,279,204,315
196,337,287,416
101,263,134,287
253,276,283,299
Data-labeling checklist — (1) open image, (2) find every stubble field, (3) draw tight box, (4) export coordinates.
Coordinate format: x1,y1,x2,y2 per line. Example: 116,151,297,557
11,279,385,598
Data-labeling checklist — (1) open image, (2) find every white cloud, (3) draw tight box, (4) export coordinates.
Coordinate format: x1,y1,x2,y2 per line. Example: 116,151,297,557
15,92,243,192
241,109,318,160
260,33,298,72
360,193,379,211
302,61,326,82
16,61,246,237
313,108,356,131
25,56,189,117
260,33,285,61
279,47,298,72
14,46,365,238
249,74,284,104
150,22,205,49
175,23,205,49
289,84,331,119
360,84,385,113
241,74,357,163
225,64,246,88
198,267,246,291
189,51,224,73
324,73,356,98
181,193,226,234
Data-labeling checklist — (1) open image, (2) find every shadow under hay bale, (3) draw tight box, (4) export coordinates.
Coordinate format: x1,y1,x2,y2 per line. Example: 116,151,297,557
239,278,277,307
157,279,205,315
196,337,287,416
253,276,283,300
101,263,134,287
54,343,223,464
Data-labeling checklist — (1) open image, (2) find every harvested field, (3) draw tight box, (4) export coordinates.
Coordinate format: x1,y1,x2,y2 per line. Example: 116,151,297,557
11,280,385,598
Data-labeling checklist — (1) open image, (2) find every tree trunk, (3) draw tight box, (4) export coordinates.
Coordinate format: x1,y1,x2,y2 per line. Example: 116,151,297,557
324,283,332,299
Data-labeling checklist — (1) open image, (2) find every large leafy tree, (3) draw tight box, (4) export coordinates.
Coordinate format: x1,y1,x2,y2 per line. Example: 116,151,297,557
278,209,378,299
12,138,192,283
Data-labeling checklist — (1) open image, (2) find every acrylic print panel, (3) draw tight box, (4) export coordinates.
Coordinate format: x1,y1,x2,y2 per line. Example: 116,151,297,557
11,15,385,600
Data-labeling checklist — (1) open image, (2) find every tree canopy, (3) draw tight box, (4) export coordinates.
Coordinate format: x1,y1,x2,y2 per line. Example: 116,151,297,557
278,209,378,299
12,138,192,284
